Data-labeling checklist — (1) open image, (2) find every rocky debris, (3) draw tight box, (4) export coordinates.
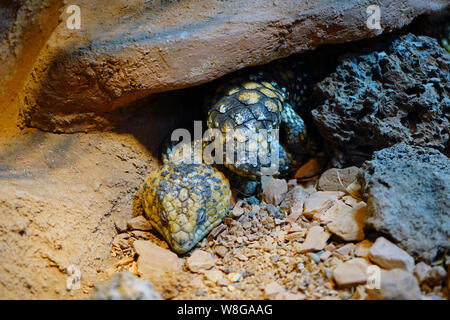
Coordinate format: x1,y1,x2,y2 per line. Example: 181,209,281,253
264,281,287,299
111,229,167,257
332,258,371,288
335,244,356,260
285,203,303,224
186,250,216,273
262,178,288,206
312,33,450,167
264,281,305,300
16,1,449,133
314,199,366,241
426,266,447,287
368,237,415,273
203,269,227,286
360,143,450,263
280,185,312,214
127,216,152,231
366,269,421,300
207,224,228,241
113,211,129,233
227,272,243,283
414,262,433,284
294,226,330,253
112,233,134,256
214,246,228,258
230,200,247,218
303,191,345,218
133,240,183,280
107,166,448,300
318,167,360,192
90,272,162,300
414,262,447,287
0,0,62,112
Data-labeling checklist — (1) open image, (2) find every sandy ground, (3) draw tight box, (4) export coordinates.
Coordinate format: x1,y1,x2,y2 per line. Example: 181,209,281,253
0,94,188,298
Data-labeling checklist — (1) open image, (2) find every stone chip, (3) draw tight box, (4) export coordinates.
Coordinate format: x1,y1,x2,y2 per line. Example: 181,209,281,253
368,237,415,273
186,249,216,272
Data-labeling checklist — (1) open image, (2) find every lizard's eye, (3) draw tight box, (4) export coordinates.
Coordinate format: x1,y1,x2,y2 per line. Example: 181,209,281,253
197,209,206,224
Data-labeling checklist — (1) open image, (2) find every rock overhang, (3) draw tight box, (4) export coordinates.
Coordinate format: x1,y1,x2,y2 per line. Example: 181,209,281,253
16,0,450,132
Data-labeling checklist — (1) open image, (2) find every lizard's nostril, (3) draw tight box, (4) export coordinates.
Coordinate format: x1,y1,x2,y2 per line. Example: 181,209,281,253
172,232,189,247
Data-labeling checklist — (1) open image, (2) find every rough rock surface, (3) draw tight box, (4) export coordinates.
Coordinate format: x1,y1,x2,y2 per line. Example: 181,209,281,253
312,33,450,166
16,0,450,132
360,143,450,263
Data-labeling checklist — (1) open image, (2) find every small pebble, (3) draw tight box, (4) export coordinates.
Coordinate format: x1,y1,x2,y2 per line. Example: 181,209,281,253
228,273,243,283
214,246,228,258
245,196,259,205
266,204,284,219
196,289,205,296
309,253,321,263
223,268,234,274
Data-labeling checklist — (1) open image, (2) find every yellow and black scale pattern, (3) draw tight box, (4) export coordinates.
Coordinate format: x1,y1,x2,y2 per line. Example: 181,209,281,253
140,163,231,254
205,60,314,181
139,59,316,254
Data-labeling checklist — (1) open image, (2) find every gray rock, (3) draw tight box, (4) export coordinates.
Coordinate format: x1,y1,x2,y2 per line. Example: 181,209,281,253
360,143,450,263
312,34,450,167
90,272,162,300
261,178,288,206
